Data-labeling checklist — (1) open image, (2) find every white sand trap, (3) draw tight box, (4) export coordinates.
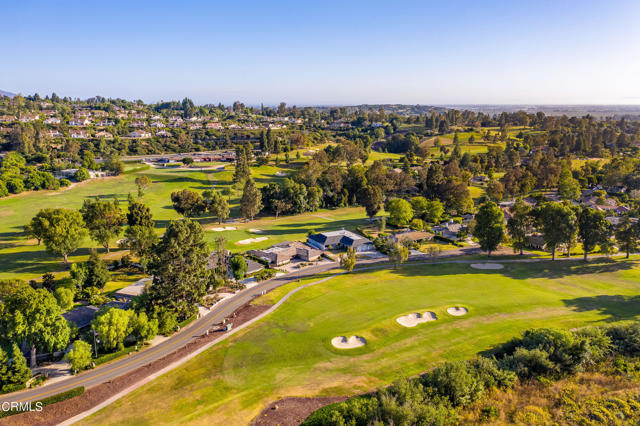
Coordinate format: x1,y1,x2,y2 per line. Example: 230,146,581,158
249,228,263,233
470,263,504,270
275,171,288,177
447,307,469,316
209,226,237,232
396,312,437,327
331,336,367,349
236,236,269,245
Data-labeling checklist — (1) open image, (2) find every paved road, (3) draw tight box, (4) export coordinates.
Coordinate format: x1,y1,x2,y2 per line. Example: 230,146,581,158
1,260,344,404
2,251,635,405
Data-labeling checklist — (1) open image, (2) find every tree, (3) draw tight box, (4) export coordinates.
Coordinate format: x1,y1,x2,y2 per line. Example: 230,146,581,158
240,178,263,220
81,198,126,252
127,201,154,227
507,199,533,255
74,167,90,182
538,202,578,260
54,287,74,311
360,185,384,218
615,218,640,259
203,190,230,224
24,214,48,245
0,285,70,367
411,197,444,224
147,219,209,318
103,155,124,175
131,312,158,343
230,255,247,280
473,202,505,257
3,344,31,391
122,225,157,268
92,308,134,351
486,180,505,202
339,247,357,272
182,157,194,166
558,168,581,201
65,340,93,372
578,207,610,261
84,251,110,290
171,189,206,217
386,198,413,227
134,175,151,197
34,208,87,263
388,243,409,269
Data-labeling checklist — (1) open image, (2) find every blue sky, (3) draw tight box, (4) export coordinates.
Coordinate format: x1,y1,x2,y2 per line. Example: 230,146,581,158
3,0,640,105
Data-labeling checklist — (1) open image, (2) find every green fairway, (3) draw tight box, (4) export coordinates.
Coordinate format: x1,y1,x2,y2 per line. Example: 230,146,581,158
0,160,374,280
80,258,640,425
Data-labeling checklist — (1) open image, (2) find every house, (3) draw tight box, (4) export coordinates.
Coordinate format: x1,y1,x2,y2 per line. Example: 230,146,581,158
527,234,545,249
206,122,223,129
92,110,108,117
150,121,165,128
69,118,91,126
156,130,172,137
248,241,322,266
0,115,16,122
95,130,113,138
19,114,40,122
432,220,464,240
62,305,99,329
116,112,129,119
97,120,115,126
130,121,146,128
307,230,373,252
151,115,162,120
112,277,150,304
131,112,147,119
43,117,61,124
189,124,203,130
169,121,184,128
47,130,63,138
471,175,489,184
70,130,90,138
128,130,151,138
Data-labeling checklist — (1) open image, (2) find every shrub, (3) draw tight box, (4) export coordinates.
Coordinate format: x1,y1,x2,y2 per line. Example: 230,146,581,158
65,340,93,372
74,167,91,182
59,178,71,187
410,218,424,231
157,309,178,336
53,287,75,311
422,361,485,407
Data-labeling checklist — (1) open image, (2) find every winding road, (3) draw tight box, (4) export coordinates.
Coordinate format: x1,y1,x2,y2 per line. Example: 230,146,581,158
1,250,634,422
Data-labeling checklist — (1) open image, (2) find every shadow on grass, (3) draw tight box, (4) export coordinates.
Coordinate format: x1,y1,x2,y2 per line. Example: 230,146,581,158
386,257,637,281
562,295,640,322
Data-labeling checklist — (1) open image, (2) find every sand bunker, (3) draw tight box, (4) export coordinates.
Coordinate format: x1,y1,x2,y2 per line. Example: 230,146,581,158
249,228,264,233
396,312,437,327
236,236,269,245
209,226,237,232
447,307,468,316
275,171,288,177
331,336,367,349
470,263,504,270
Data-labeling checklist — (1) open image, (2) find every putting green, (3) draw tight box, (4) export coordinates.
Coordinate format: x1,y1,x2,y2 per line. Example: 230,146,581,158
81,258,640,425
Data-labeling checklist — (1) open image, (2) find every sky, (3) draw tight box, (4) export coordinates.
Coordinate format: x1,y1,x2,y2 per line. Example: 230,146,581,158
3,0,640,105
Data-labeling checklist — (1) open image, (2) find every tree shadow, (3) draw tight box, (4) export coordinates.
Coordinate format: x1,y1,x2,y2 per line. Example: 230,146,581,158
562,295,640,322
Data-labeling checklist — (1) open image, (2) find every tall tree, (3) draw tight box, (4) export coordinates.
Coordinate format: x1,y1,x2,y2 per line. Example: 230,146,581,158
147,219,209,318
615,218,640,259
386,198,413,227
360,185,384,219
81,198,126,252
34,208,87,263
473,202,505,257
538,202,578,260
506,199,533,255
134,175,152,197
240,178,263,220
388,243,409,269
0,285,70,367
339,247,357,272
24,213,48,245
127,200,154,227
578,207,610,261
92,308,135,351
203,190,230,224
558,168,581,201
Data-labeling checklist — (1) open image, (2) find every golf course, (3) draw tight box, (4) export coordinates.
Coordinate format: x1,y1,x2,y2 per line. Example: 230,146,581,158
78,257,640,425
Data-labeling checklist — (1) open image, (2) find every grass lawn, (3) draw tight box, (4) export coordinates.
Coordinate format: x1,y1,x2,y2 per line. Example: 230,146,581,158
81,257,640,425
0,157,375,280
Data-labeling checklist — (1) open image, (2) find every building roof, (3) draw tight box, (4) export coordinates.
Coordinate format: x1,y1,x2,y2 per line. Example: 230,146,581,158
113,277,150,300
308,230,371,248
62,305,99,328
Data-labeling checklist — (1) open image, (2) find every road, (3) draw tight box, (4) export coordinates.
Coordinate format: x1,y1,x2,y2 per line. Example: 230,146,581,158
3,251,634,405
1,260,343,404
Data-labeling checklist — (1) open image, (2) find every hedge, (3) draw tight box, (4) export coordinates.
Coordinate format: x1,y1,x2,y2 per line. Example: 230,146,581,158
0,386,85,418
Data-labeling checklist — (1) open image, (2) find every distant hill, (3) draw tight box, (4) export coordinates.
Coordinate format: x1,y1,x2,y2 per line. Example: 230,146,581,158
0,90,16,98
